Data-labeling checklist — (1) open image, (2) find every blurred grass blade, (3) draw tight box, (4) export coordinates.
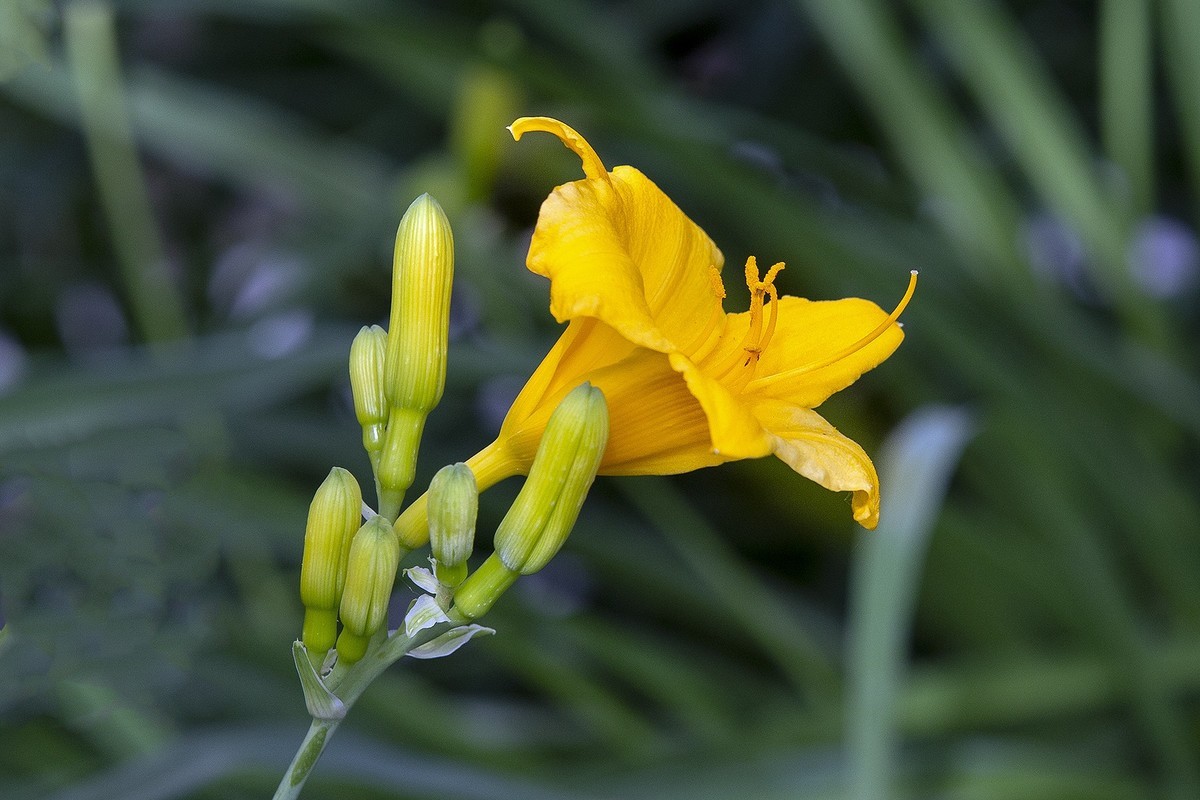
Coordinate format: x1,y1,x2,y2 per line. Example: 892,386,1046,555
563,617,736,746
3,56,394,221
56,679,170,759
1100,0,1154,215
620,477,838,695
486,635,666,759
900,635,1200,736
0,0,51,80
909,0,1150,325
42,725,572,800
796,0,1026,283
63,1,187,344
1161,0,1200,220
996,434,1200,797
845,406,974,800
0,330,346,454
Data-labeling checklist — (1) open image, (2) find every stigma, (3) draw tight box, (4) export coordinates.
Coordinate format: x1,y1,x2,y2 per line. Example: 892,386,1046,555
745,270,918,392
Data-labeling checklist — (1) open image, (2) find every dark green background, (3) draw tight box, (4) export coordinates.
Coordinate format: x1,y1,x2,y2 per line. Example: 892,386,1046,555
2,1,1198,798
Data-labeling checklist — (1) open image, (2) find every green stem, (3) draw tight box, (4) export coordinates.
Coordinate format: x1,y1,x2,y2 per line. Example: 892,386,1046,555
272,719,341,800
272,620,458,800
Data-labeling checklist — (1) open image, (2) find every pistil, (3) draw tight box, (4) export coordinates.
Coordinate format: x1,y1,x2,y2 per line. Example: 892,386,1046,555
745,270,917,393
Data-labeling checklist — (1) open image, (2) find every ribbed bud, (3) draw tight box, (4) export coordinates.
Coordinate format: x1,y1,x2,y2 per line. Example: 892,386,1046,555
349,325,388,457
451,553,518,621
299,468,362,652
493,383,608,575
428,463,478,577
336,516,401,663
377,195,454,517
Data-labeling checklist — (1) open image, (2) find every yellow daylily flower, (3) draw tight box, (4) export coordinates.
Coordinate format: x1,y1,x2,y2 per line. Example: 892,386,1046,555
396,117,913,543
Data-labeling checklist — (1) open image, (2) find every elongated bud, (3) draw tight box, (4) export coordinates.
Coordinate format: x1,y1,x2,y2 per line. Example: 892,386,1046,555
349,325,388,458
494,383,608,575
299,468,363,653
451,553,519,621
378,194,454,518
428,463,477,587
336,516,401,663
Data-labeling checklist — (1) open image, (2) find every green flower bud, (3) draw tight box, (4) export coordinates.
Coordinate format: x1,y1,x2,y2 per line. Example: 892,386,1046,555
299,468,362,653
349,325,388,457
378,194,454,517
451,553,518,621
428,463,477,585
336,516,401,664
493,383,608,575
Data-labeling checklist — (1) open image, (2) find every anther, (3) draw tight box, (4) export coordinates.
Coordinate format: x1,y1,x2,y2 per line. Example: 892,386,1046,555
708,265,726,300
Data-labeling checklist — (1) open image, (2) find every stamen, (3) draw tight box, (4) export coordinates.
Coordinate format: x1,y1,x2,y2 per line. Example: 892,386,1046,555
688,266,729,361
691,297,724,359
708,257,785,380
754,282,781,362
509,117,608,180
745,270,918,393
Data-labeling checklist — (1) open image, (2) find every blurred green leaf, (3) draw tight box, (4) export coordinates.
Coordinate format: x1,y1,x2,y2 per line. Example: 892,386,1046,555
844,406,974,800
0,0,51,81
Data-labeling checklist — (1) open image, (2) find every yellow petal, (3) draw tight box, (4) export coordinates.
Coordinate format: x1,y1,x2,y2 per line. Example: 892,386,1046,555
744,296,904,408
668,351,773,460
752,398,882,529
502,339,723,475
510,117,608,180
502,317,636,434
519,126,725,354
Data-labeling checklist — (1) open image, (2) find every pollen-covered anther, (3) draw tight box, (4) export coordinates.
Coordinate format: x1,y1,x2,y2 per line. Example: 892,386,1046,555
708,265,726,300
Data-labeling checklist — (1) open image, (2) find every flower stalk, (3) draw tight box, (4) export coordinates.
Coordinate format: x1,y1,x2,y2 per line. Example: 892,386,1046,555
272,619,458,800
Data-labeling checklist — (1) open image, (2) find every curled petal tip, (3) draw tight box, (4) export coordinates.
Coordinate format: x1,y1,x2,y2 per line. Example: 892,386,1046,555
508,116,607,180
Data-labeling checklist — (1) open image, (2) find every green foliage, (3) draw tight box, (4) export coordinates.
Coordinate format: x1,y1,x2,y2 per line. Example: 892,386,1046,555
1,1,1197,798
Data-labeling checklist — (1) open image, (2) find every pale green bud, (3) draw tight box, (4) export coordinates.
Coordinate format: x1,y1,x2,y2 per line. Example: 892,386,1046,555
299,468,362,652
378,195,454,516
336,516,401,663
349,325,388,457
451,553,518,621
428,463,477,582
493,383,608,575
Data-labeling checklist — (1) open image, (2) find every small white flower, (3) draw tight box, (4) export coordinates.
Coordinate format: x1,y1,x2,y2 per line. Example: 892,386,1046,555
403,594,450,637
404,565,440,595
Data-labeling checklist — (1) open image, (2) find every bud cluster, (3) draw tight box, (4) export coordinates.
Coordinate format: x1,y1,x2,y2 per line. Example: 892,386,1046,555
299,468,362,654
299,473,403,665
297,195,609,673
452,383,608,621
376,194,455,519
344,194,455,522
